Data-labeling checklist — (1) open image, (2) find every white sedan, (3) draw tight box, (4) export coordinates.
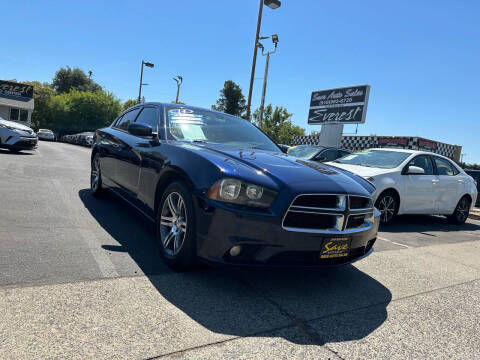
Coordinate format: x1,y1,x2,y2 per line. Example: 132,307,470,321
328,148,477,224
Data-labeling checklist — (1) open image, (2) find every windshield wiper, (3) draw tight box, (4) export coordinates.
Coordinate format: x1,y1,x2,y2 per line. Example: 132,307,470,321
191,139,207,143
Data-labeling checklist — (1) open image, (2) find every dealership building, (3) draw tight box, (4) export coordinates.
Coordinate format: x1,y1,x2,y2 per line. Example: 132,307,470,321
0,80,34,126
292,135,462,162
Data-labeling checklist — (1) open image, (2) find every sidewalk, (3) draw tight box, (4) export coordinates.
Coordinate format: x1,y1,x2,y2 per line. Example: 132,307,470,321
470,207,480,221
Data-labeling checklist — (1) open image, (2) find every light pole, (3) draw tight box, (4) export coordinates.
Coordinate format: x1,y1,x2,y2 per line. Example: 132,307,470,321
245,0,281,121
257,34,278,128
138,60,154,103
173,75,183,104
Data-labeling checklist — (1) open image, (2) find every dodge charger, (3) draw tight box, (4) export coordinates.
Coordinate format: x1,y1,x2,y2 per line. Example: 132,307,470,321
90,103,380,270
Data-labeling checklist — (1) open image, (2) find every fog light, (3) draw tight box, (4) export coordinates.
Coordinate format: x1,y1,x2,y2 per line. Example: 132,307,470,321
229,245,242,257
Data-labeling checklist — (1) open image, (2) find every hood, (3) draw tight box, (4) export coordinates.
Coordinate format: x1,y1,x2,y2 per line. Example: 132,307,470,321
0,119,34,132
179,142,374,196
326,162,395,178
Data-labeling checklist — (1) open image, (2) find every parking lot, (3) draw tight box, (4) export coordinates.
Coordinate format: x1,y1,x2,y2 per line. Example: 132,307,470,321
1,141,480,359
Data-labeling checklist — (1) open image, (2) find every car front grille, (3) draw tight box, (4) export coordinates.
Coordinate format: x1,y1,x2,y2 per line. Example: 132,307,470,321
282,194,374,233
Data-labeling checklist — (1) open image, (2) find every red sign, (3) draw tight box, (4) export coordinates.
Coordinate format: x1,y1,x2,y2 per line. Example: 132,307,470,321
378,138,407,147
418,139,437,150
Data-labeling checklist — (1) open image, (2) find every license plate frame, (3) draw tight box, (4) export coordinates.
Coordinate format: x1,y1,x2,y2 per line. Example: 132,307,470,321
320,237,352,259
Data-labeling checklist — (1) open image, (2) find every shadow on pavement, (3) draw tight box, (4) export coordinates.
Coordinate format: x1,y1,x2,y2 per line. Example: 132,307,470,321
381,214,480,233
79,188,391,345
0,149,35,155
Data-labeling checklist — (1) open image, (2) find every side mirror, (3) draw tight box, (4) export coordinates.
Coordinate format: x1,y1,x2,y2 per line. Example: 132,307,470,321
406,165,425,175
128,122,152,137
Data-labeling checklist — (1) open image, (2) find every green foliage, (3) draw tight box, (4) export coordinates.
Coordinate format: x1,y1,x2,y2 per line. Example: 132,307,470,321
253,104,305,145
45,90,121,135
52,66,102,94
212,80,246,117
23,81,56,130
123,99,139,111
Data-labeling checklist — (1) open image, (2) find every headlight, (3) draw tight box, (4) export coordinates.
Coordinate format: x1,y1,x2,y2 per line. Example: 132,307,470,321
207,177,277,208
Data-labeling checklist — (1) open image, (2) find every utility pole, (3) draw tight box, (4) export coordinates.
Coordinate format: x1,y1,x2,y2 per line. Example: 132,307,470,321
138,60,154,103
257,34,278,128
245,0,281,121
173,75,183,104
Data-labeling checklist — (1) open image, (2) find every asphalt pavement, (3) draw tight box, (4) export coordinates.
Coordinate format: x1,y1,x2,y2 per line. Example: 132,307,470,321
1,142,480,359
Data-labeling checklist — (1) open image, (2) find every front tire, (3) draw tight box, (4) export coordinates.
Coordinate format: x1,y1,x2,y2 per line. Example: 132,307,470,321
448,196,471,225
90,153,103,197
156,181,196,271
375,190,399,224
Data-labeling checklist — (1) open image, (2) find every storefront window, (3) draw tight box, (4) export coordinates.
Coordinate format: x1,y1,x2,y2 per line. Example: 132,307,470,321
10,108,19,121
20,110,28,122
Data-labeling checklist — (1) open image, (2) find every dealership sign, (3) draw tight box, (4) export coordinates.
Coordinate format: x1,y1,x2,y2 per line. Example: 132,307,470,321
308,85,370,125
0,80,34,100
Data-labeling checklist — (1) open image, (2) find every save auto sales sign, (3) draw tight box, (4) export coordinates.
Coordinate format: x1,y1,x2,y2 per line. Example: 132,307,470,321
308,85,370,125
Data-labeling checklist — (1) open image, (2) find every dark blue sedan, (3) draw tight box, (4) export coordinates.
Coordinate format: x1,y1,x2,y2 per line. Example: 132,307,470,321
90,103,380,271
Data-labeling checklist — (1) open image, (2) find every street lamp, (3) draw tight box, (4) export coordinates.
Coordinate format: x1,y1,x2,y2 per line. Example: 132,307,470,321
138,60,154,103
245,0,281,121
173,75,183,104
257,34,279,128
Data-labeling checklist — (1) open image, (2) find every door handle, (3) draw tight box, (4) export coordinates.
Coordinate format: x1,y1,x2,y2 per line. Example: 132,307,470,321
432,179,439,184
458,179,464,183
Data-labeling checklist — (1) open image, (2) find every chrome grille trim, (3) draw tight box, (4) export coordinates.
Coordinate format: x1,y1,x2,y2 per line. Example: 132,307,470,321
282,193,374,234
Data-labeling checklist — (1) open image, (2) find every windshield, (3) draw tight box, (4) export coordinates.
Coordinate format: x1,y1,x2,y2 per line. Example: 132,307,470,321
165,106,279,152
334,150,411,169
287,145,324,159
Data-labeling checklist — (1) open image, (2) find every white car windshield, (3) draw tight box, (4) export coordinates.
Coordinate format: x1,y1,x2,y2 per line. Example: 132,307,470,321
287,145,324,159
334,150,411,169
165,106,279,152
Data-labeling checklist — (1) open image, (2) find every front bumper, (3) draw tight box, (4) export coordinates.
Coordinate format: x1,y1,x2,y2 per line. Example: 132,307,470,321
195,197,380,267
2,135,38,150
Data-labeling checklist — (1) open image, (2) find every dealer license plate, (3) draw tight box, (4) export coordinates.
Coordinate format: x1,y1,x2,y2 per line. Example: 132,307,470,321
30,139,35,144
320,237,351,259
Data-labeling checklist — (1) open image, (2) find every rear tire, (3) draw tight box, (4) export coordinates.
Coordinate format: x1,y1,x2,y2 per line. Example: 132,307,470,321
156,181,196,271
447,196,471,225
375,190,399,224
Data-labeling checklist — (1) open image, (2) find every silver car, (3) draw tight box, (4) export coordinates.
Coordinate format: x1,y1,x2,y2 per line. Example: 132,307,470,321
37,129,55,141
0,117,38,152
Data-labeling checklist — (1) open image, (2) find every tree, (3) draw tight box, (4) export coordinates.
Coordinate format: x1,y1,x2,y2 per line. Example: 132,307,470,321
48,90,121,135
123,99,138,111
52,66,102,94
253,104,305,145
23,81,56,130
212,80,246,117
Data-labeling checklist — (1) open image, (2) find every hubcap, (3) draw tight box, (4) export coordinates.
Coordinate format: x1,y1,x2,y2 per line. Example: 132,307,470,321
378,195,395,223
456,198,469,222
91,156,100,191
159,192,187,256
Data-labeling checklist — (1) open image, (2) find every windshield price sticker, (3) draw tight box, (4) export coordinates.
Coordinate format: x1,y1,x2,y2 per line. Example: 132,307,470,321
320,237,351,259
308,85,370,125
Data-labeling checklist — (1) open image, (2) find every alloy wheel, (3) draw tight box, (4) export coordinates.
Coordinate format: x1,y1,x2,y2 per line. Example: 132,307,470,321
91,155,100,192
377,195,396,223
456,197,470,223
159,192,187,256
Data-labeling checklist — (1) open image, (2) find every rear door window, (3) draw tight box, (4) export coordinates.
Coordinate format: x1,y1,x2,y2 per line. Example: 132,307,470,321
434,157,459,176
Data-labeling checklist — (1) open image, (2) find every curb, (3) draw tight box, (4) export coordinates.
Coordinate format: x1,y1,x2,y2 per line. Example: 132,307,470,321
469,212,480,221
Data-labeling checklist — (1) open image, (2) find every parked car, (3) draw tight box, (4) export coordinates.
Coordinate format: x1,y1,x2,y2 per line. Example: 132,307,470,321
37,129,55,141
0,117,38,152
328,148,478,224
464,169,480,206
91,103,380,270
287,145,351,162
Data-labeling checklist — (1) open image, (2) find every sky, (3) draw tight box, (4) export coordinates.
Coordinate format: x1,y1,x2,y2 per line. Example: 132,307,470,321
2,0,479,162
